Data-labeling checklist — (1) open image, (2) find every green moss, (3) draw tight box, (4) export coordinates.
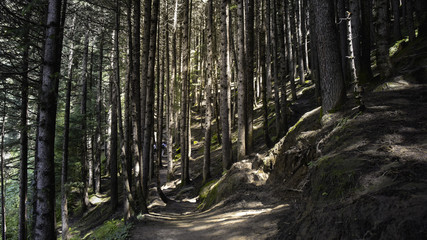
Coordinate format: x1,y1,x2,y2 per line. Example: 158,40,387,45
199,179,218,199
198,183,219,210
389,38,409,57
311,155,363,200
86,219,132,240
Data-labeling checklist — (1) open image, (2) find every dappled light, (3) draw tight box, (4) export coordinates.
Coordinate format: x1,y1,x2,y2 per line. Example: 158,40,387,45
1,0,426,239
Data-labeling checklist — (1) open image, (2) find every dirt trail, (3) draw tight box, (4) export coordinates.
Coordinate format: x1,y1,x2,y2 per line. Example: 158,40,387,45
130,157,289,240
130,200,288,240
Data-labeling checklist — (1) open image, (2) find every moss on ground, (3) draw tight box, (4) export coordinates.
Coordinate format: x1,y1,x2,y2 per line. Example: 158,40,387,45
83,219,132,240
310,155,364,201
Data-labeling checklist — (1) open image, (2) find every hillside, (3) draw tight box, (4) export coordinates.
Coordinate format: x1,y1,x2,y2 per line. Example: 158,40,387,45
125,37,427,239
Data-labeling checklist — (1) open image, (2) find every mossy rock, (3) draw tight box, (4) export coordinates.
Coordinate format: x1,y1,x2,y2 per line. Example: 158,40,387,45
265,107,321,168
199,161,268,210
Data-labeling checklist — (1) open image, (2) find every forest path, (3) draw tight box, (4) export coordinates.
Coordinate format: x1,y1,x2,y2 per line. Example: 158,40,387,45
130,195,288,240
130,154,288,240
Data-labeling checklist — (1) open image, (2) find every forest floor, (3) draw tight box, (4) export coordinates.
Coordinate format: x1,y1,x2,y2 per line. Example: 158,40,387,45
69,36,427,239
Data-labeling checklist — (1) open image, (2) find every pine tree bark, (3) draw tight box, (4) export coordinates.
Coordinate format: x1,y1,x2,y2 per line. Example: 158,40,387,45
120,5,139,214
312,0,345,112
131,0,147,212
142,0,160,198
35,0,63,238
337,0,350,87
110,1,120,212
359,0,373,83
349,0,361,78
167,0,178,181
376,0,392,79
181,0,191,185
95,33,103,194
302,0,310,74
125,0,133,193
81,31,90,213
123,1,133,217
308,0,321,104
271,0,282,139
262,0,272,147
286,0,297,101
19,10,30,240
156,47,168,204
203,0,214,182
391,0,401,41
61,14,76,239
245,0,255,154
277,0,288,133
141,0,152,150
406,0,415,41
296,0,305,85
237,0,247,160
1,99,6,240
221,0,232,170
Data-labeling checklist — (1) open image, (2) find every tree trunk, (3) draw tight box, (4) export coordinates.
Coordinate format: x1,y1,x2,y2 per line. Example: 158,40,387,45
237,0,247,160
271,0,282,139
277,0,288,133
123,0,133,217
61,14,76,239
302,0,310,74
31,106,40,239
142,0,160,198
349,0,361,79
346,12,365,110
417,0,427,36
95,33,103,194
262,0,272,148
1,99,6,240
286,0,297,101
406,0,415,41
88,50,94,190
359,0,373,83
35,0,63,238
156,45,169,204
181,0,191,185
125,0,133,194
337,0,350,87
296,0,305,85
19,10,30,239
131,0,147,213
141,0,152,153
245,0,255,154
221,0,232,170
308,0,321,104
376,0,392,79
312,0,346,112
391,0,401,41
203,0,214,182
167,0,178,181
110,1,120,212
81,31,90,213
